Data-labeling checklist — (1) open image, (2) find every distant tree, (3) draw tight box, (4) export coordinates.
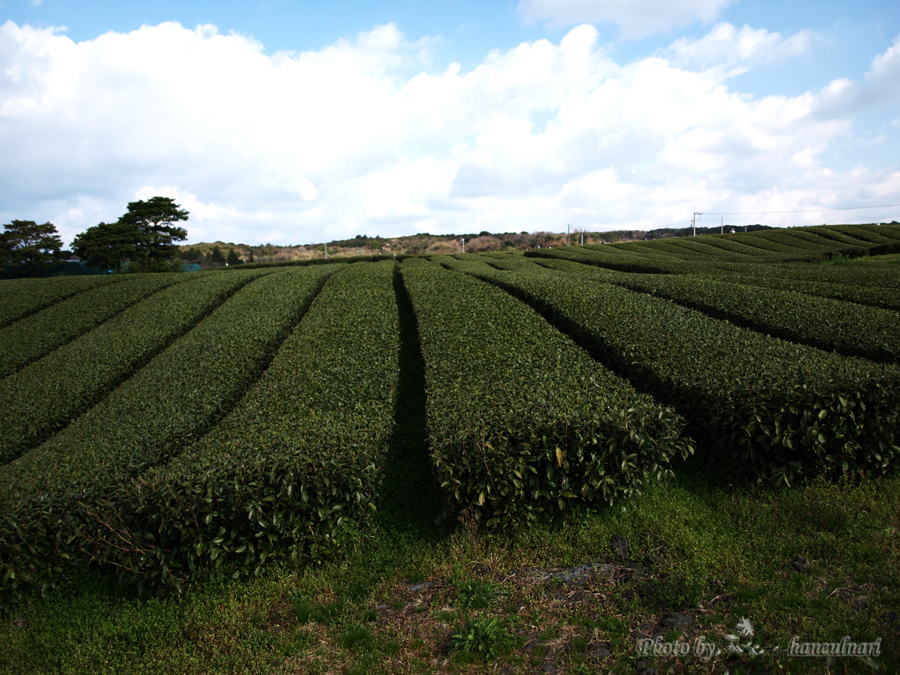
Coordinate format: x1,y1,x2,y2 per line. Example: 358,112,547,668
185,246,201,262
226,248,242,265
248,250,255,263
0,220,65,273
69,197,189,273
118,196,188,262
73,221,138,272
210,245,226,264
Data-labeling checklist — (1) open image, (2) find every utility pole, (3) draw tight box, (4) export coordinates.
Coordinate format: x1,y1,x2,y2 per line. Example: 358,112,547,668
324,242,328,259
460,237,465,254
567,224,570,247
721,216,723,235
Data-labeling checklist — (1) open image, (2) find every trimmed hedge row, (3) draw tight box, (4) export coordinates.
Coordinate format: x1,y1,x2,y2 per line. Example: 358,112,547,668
625,240,725,259
862,224,900,240
754,262,900,290
726,233,797,253
649,237,761,257
830,225,897,245
861,224,900,242
550,226,898,267
401,258,692,526
694,237,877,263
754,230,841,251
525,247,694,274
84,261,401,592
532,252,900,311
0,269,272,465
0,273,185,378
0,265,338,606
528,263,900,363
801,225,878,248
464,253,541,271
234,252,408,272
721,270,900,312
0,275,118,329
465,265,900,487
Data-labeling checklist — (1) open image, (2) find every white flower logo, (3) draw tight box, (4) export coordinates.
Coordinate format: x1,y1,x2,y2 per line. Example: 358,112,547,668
736,617,755,637
725,617,765,657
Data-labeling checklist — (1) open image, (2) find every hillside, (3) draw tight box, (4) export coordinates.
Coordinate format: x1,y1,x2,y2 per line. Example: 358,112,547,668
178,224,780,266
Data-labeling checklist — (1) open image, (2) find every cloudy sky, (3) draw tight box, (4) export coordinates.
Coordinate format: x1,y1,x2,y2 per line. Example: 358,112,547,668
1,0,899,246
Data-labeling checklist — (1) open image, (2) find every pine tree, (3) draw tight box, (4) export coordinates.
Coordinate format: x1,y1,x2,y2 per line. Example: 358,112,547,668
1,220,65,273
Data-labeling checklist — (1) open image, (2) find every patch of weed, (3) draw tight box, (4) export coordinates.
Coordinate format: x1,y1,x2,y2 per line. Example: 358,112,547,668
450,615,514,660
291,594,345,625
339,625,374,652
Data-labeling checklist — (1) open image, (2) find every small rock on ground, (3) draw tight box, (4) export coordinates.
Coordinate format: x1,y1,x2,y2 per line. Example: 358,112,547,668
791,554,810,572
658,611,693,629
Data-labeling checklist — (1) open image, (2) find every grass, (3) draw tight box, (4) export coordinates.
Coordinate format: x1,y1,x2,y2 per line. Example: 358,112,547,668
1,460,897,674
836,252,900,264
4,242,899,674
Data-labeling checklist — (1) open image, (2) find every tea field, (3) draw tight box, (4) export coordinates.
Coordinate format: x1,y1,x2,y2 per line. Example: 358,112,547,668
1,223,899,674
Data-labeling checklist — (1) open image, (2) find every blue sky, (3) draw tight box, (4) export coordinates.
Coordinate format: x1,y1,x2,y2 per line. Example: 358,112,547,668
2,0,899,245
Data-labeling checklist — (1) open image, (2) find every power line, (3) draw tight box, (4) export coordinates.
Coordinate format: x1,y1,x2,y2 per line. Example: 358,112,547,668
583,202,896,234
698,203,900,217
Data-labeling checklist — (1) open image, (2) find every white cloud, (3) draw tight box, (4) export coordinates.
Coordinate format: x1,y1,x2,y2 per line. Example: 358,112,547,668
814,34,900,118
668,23,815,71
0,19,898,246
517,0,732,38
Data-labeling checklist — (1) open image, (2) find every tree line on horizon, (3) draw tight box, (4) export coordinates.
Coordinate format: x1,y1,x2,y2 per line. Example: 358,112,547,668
3,201,790,278
1,197,190,276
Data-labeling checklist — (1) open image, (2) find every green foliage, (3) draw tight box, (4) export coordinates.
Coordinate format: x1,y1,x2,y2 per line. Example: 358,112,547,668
527,245,692,274
401,259,692,525
1,457,899,673
210,246,226,264
0,275,117,329
562,268,900,363
719,268,900,311
452,569,505,610
653,560,709,611
0,274,184,380
73,198,189,271
2,231,898,616
86,261,400,592
339,625,374,651
126,257,183,274
72,221,143,272
226,248,241,265
533,223,900,274
118,196,189,262
822,252,852,264
450,615,513,659
0,270,269,465
468,264,900,487
829,224,898,245
292,594,345,625
468,252,542,271
0,266,336,607
0,221,65,274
